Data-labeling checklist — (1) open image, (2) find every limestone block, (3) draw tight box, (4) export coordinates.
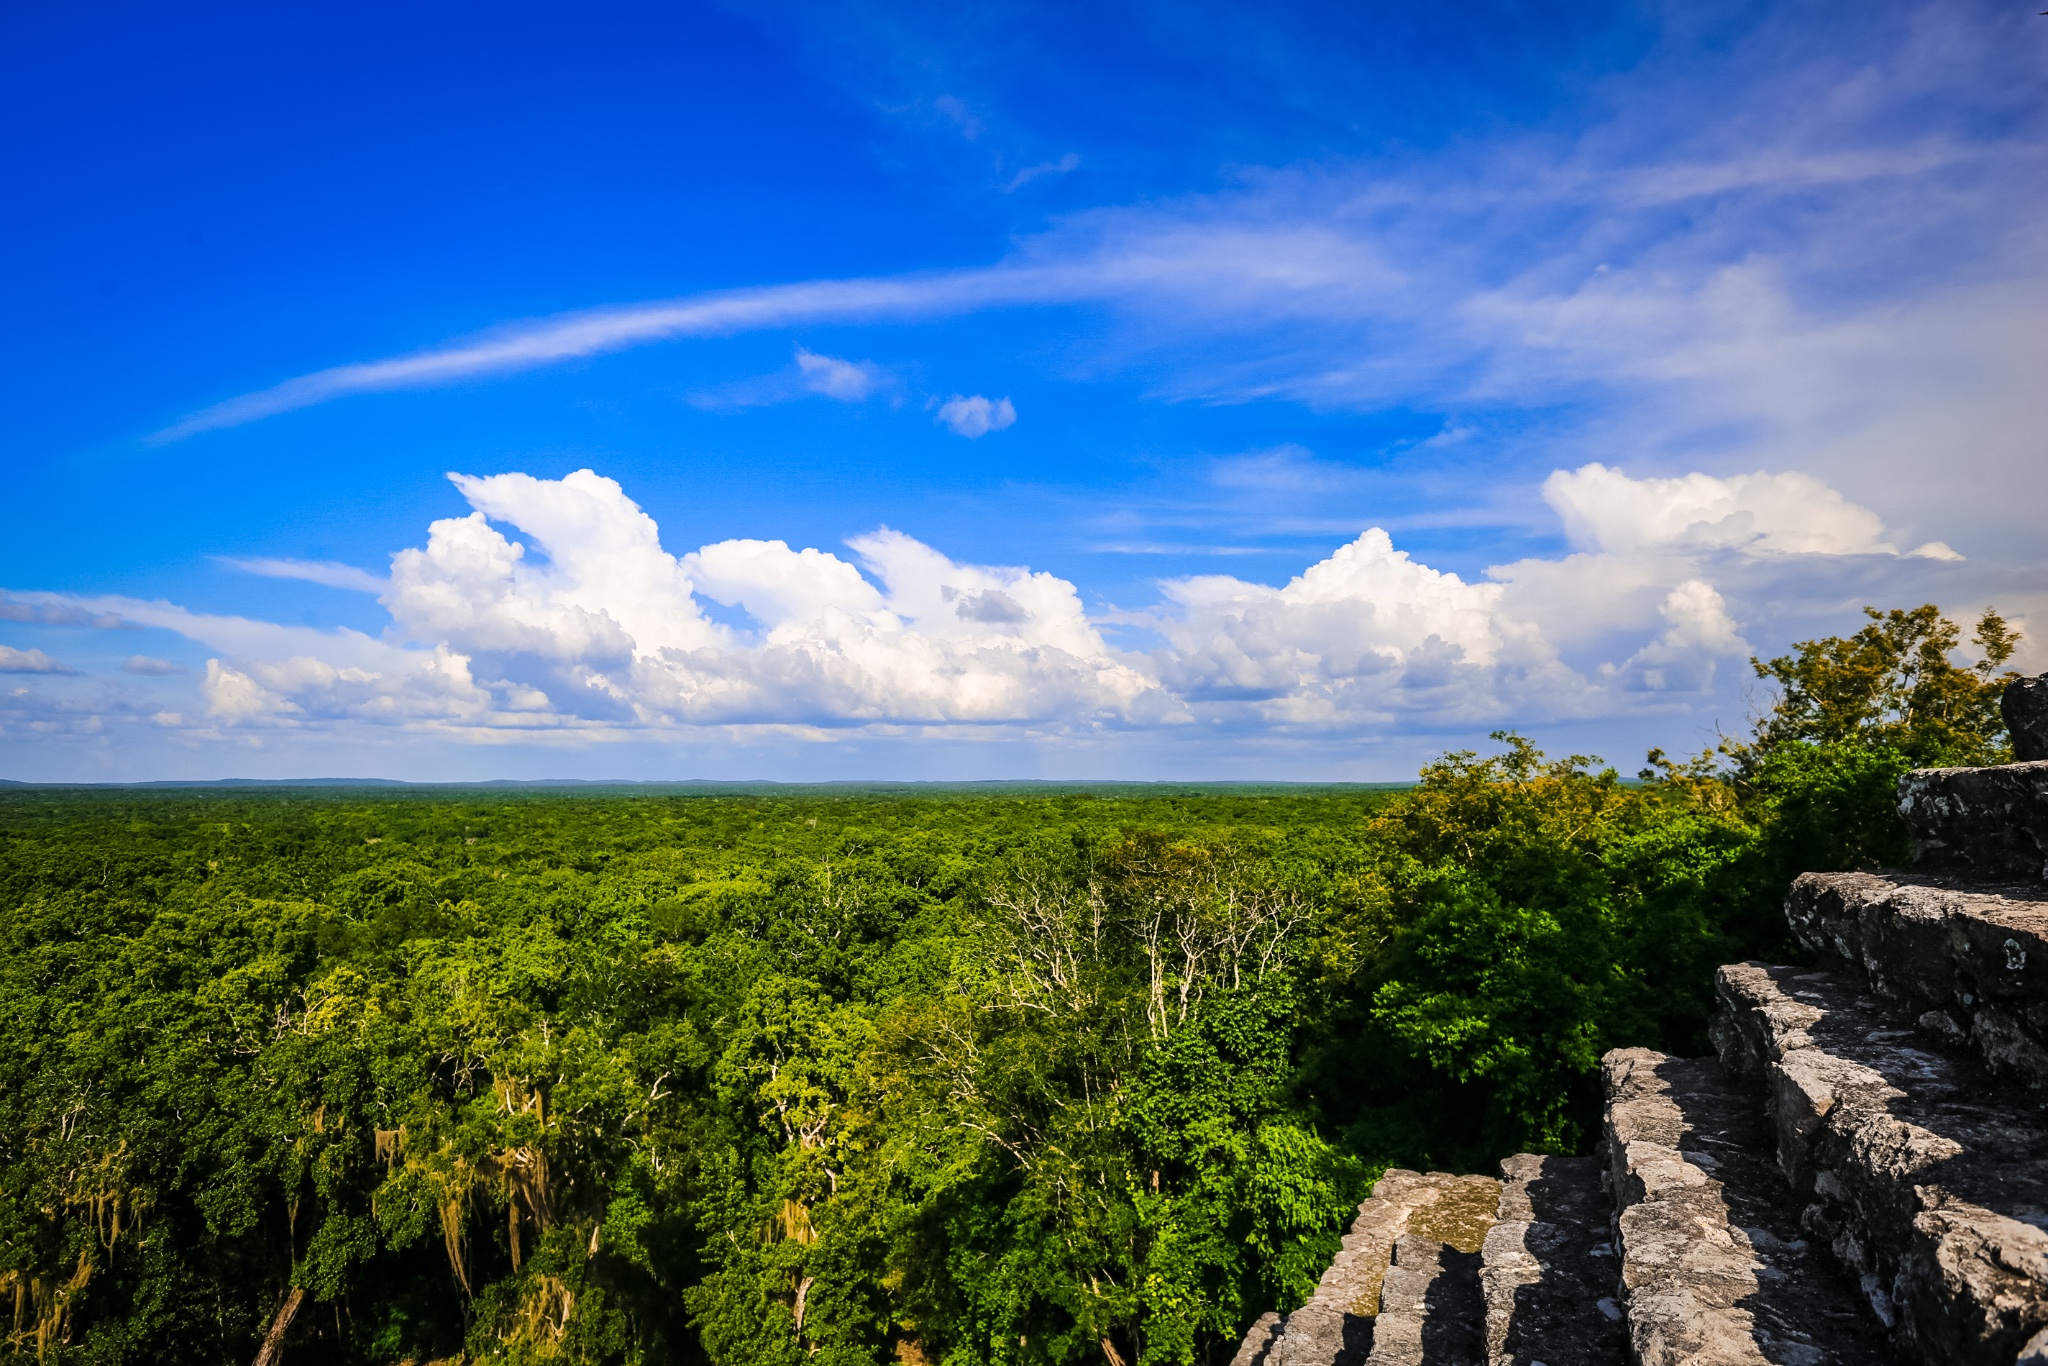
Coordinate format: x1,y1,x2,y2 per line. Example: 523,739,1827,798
1784,871,2048,1089
1365,1233,1484,1366
1603,1048,1900,1365
1479,1153,1624,1366
1898,762,2048,884
2006,674,2048,764
1242,1169,1499,1366
1713,963,2048,1365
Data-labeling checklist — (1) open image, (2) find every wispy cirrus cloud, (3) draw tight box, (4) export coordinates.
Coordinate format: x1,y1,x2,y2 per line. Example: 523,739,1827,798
219,557,388,593
149,269,1085,441
691,346,888,410
142,0,2048,580
0,596,137,630
1004,152,1079,192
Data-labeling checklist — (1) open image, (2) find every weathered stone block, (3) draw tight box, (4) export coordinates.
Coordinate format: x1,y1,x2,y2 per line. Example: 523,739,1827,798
1602,1047,1896,1365
1366,1233,1484,1366
1241,1169,1499,1366
1713,963,2048,1366
1898,762,2048,884
2007,674,2048,764
1784,871,2048,1088
1479,1153,1624,1366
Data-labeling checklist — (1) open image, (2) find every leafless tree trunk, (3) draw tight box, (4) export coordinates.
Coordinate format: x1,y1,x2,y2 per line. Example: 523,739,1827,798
251,1285,305,1366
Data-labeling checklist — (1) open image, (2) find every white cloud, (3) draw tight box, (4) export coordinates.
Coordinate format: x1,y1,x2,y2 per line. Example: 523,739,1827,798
936,394,1016,438
1005,153,1081,192
1488,462,1961,664
795,347,877,401
0,461,1998,754
388,469,718,668
0,646,75,675
201,648,497,728
1151,528,1582,725
0,597,135,629
682,538,889,631
379,471,1156,727
220,557,388,592
149,269,1079,440
1612,580,1749,694
122,655,186,675
1541,463,1902,557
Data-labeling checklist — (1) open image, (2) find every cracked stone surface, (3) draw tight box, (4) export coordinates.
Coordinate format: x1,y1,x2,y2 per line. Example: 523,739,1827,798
1603,1047,1899,1366
1898,761,2048,885
1713,962,2048,1366
1238,1170,1500,1366
2007,675,2048,765
1480,1153,1625,1366
1785,870,2048,1089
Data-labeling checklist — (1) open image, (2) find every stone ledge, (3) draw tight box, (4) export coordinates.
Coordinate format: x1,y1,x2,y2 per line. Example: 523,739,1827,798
1603,1047,1898,1365
1898,762,2048,884
1712,963,2048,1366
1480,1153,1624,1366
1786,870,2048,1088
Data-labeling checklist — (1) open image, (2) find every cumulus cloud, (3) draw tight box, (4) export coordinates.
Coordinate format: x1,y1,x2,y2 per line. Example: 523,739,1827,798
389,469,719,666
1154,528,1555,722
935,394,1016,437
1612,580,1749,694
2,461,1991,751
1541,464,1956,559
0,646,75,675
1544,464,1890,557
372,470,1155,728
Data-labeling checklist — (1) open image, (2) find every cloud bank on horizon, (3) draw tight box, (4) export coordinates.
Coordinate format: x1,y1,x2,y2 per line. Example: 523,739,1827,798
3,0,2044,779
0,462,1999,764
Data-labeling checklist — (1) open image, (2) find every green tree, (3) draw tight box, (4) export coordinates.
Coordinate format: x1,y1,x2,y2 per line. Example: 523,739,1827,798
1745,603,2019,767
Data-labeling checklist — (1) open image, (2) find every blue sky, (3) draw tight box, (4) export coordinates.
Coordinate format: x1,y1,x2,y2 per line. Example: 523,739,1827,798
3,0,2044,781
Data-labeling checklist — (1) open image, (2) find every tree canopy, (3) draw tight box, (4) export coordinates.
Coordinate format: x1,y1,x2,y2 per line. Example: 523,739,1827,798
0,602,2021,1365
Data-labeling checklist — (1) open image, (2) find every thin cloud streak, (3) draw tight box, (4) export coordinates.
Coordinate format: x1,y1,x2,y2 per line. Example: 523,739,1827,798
219,557,388,593
150,267,1084,441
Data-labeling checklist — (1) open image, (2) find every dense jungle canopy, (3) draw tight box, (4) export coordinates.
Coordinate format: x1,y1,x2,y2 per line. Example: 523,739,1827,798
0,605,2020,1366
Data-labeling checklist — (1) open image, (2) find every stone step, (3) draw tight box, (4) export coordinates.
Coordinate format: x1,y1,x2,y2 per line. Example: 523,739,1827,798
1368,1233,1485,1366
1479,1153,1627,1366
1240,1169,1501,1366
1713,961,2048,1366
1898,761,2048,885
1786,870,2048,1088
1603,1047,1900,1365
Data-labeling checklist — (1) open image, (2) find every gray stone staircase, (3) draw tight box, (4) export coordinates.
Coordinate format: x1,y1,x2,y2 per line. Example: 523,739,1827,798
1233,675,2048,1366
